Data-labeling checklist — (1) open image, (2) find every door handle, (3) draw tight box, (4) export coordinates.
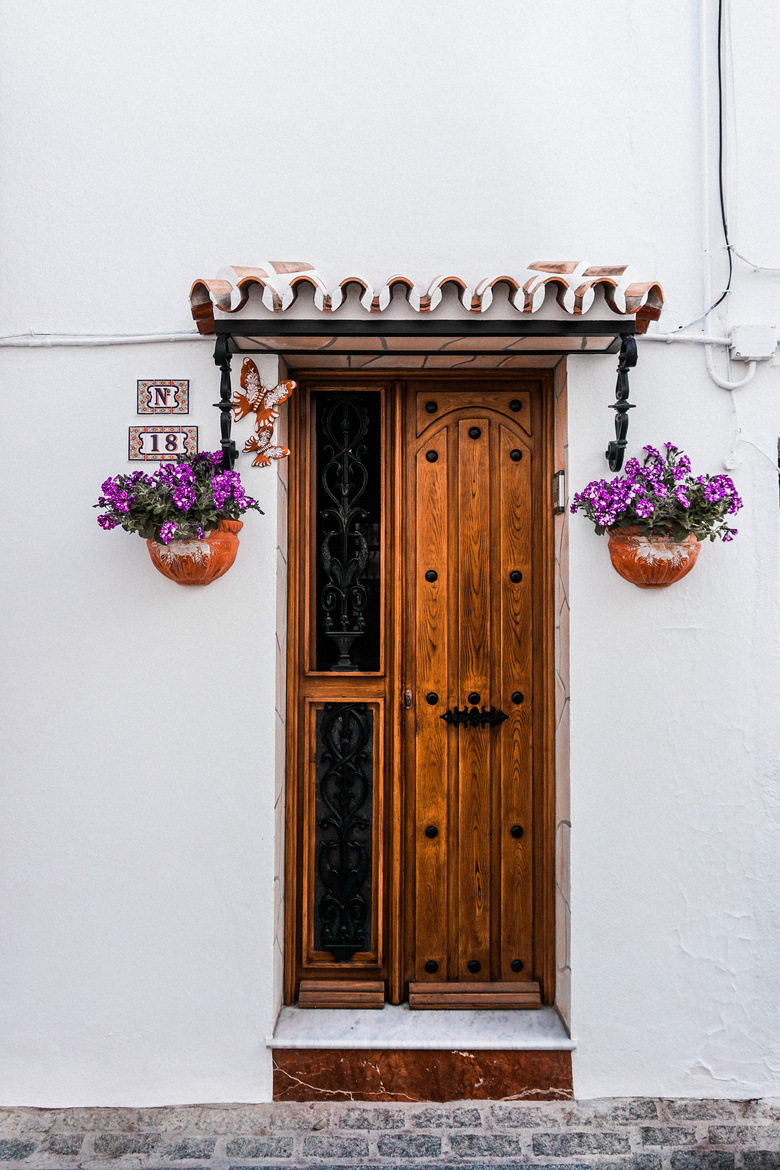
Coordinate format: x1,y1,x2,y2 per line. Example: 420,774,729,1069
441,705,508,728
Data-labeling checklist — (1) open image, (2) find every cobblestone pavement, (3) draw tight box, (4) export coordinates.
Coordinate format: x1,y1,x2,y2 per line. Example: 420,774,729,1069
0,1100,778,1170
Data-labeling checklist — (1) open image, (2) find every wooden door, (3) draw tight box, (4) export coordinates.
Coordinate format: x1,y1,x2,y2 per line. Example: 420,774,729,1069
285,372,554,1008
403,382,545,1003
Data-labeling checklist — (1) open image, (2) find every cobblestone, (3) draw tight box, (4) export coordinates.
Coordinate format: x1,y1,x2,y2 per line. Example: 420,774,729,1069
225,1135,294,1158
0,1098,774,1168
641,1125,698,1146
411,1105,482,1127
376,1133,441,1157
301,1133,370,1158
533,1129,632,1155
159,1137,216,1160
41,1135,84,1156
710,1126,780,1146
92,1133,161,1157
670,1153,735,1170
339,1107,406,1129
744,1154,780,1170
0,1141,36,1162
664,1101,742,1120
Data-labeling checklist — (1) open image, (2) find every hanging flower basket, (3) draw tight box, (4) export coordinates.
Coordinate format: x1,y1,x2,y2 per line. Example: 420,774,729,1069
94,452,262,586
571,444,743,589
607,525,700,589
146,517,243,586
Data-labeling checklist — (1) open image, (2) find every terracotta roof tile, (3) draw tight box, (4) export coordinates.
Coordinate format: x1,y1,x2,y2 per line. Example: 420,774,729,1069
189,260,663,334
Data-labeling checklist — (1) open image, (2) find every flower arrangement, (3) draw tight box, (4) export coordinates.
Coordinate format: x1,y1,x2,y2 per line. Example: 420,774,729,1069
95,451,263,544
571,444,743,542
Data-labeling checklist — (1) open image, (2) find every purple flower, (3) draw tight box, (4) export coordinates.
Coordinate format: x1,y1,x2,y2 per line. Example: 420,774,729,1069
570,442,743,543
159,521,177,544
97,514,119,529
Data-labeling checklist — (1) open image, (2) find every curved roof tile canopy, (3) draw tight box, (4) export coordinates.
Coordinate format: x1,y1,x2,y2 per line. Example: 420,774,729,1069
190,261,664,334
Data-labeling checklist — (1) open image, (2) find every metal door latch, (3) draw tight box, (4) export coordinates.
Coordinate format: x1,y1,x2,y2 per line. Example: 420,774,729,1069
441,705,508,728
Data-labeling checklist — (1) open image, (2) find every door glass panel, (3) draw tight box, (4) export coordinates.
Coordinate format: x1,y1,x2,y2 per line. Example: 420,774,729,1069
313,390,382,672
313,702,373,961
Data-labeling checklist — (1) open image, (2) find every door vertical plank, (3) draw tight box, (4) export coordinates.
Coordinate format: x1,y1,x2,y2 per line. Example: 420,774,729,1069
414,431,449,977
498,424,534,979
457,418,492,978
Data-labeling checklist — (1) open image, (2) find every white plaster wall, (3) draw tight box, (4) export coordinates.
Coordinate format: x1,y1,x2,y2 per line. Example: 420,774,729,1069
0,344,283,1105
0,0,779,1103
567,344,780,1098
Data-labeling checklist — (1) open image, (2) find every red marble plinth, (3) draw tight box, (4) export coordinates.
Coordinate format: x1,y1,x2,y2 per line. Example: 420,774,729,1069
272,1048,572,1102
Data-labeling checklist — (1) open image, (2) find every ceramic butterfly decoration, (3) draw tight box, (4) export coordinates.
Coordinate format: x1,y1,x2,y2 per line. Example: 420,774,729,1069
232,358,296,468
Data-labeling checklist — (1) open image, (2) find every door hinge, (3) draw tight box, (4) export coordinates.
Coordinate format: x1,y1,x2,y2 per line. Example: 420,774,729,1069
553,469,566,515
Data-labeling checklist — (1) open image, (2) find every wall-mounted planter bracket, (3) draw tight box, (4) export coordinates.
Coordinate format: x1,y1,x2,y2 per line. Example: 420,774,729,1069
605,334,637,472
213,334,238,470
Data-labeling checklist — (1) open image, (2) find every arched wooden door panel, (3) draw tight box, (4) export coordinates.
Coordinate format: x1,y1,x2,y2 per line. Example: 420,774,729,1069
405,395,536,992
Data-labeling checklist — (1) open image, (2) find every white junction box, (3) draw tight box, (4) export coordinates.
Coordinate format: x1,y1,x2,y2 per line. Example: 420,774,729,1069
729,324,777,361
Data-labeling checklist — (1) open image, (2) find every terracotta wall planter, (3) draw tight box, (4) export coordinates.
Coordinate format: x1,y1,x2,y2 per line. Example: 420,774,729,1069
147,518,242,586
607,525,700,589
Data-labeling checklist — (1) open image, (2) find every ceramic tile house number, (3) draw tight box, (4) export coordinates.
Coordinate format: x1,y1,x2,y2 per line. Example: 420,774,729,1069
136,379,189,414
128,425,197,460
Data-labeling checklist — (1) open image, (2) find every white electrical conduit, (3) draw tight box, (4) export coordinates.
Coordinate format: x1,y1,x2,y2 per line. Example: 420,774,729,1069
704,347,757,388
0,331,207,347
0,328,766,382
641,333,730,345
642,330,759,388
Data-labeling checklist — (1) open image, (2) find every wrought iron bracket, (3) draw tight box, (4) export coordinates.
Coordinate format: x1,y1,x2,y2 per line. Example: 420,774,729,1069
441,705,509,728
605,333,637,472
213,334,238,470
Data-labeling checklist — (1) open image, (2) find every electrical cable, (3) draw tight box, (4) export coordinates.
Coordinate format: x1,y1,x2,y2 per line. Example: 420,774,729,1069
712,0,733,311
673,0,732,334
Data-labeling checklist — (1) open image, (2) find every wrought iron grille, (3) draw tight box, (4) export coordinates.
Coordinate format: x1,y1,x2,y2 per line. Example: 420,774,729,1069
314,391,381,672
313,702,373,962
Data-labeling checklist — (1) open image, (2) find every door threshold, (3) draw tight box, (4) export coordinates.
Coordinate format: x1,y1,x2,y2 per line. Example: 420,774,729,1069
268,1002,574,1051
